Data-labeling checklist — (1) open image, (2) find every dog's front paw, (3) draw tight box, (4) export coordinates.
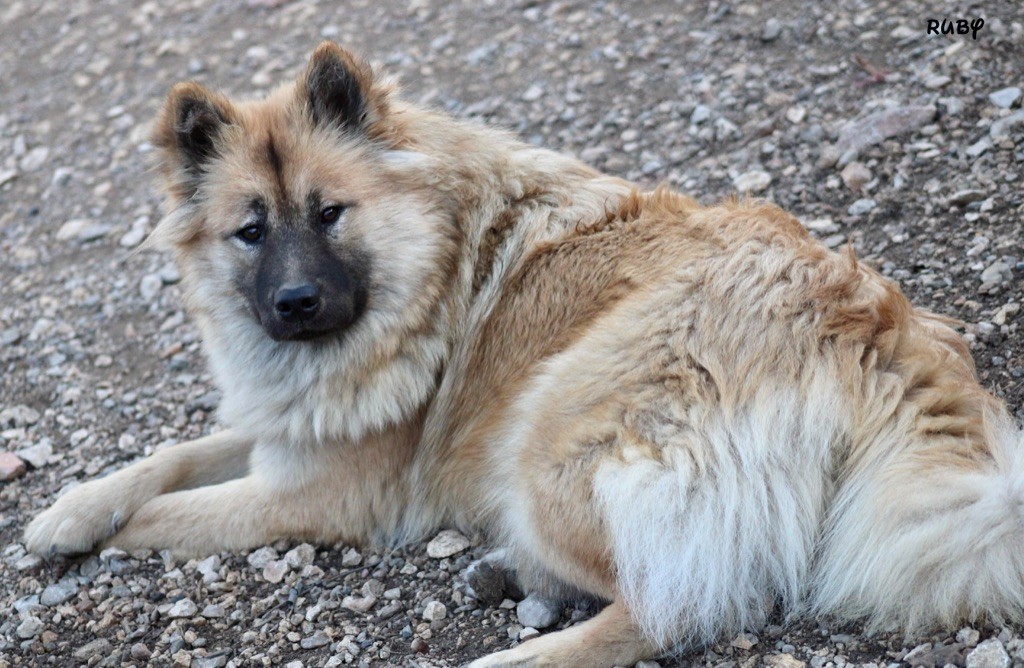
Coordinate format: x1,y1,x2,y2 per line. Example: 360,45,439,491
24,480,133,556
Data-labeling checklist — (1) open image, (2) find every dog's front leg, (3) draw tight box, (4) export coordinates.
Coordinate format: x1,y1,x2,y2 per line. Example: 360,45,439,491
25,429,252,555
103,468,330,556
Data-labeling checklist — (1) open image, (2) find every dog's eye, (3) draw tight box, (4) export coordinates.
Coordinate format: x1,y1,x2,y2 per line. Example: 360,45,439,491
236,224,264,244
320,206,344,224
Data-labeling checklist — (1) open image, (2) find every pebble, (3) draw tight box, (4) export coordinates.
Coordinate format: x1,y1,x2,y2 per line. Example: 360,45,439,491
426,529,472,558
300,630,331,649
167,597,198,618
847,198,877,216
284,543,316,569
0,452,27,481
55,219,111,242
515,593,561,629
0,169,17,186
981,262,1010,284
690,105,712,125
422,600,447,621
840,162,871,191
197,554,222,583
74,638,113,660
761,18,782,42
140,273,163,300
522,85,544,102
18,146,49,172
262,559,289,583
989,87,1022,109
966,640,1010,668
247,546,278,569
733,169,772,193
990,110,1024,139
731,632,759,650
341,547,363,566
130,643,152,660
764,654,807,668
16,616,44,639
120,226,147,247
957,628,981,647
40,579,78,606
16,441,53,468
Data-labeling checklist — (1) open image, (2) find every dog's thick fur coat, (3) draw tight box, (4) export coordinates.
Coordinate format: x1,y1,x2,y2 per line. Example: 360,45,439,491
26,43,1024,666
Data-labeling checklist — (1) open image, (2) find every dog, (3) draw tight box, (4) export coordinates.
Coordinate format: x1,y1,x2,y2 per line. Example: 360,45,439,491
25,42,1024,667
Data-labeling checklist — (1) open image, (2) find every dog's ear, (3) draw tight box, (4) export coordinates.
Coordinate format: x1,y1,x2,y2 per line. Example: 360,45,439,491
153,82,236,199
302,42,381,134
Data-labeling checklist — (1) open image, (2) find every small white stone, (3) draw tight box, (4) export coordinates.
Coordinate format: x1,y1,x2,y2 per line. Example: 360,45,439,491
989,86,1022,109
16,615,44,639
422,600,447,621
284,543,316,569
966,639,1010,668
247,546,278,569
426,529,472,559
733,169,772,193
262,559,289,584
341,547,362,567
167,598,198,618
516,593,561,629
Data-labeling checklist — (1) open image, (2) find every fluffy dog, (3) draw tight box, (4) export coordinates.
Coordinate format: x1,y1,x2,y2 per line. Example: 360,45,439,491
26,42,1024,667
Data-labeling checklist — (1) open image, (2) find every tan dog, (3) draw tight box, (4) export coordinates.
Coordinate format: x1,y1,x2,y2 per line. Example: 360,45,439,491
25,42,1024,667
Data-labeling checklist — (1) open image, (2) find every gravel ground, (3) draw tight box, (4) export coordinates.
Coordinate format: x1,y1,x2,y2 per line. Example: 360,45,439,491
2,0,1024,666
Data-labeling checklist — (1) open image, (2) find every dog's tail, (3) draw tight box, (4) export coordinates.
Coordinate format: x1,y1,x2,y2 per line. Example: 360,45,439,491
810,407,1024,631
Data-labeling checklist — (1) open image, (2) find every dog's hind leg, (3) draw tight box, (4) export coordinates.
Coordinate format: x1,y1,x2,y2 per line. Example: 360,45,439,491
468,599,654,668
24,429,252,555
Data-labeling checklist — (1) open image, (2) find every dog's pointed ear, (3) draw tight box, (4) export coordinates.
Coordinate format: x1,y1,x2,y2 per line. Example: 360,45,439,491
302,42,378,132
154,82,236,198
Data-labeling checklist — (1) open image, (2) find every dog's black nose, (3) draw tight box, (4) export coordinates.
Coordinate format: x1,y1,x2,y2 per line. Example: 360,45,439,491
274,284,321,323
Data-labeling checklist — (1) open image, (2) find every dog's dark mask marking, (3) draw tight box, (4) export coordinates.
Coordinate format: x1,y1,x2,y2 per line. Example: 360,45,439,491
234,195,369,342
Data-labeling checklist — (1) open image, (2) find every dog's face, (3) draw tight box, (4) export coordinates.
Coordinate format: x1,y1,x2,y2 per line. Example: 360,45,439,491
150,43,450,346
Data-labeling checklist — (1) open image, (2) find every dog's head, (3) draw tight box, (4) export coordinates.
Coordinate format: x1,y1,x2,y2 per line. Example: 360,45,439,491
150,42,450,345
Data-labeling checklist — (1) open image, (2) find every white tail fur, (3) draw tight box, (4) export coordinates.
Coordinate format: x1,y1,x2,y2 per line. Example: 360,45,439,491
596,382,1024,649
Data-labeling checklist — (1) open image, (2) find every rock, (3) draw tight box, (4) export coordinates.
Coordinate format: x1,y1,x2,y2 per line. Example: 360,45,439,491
733,169,772,193
341,594,376,613
139,274,163,300
201,604,224,618
40,579,78,606
120,226,147,248
0,405,40,427
16,441,53,468
262,559,289,583
130,643,152,661
966,137,992,158
422,600,447,621
520,626,541,642
193,656,228,668
0,452,26,481
74,638,113,660
426,529,472,559
464,558,506,605
805,217,839,234
764,654,807,668
924,74,951,89
835,105,936,165
19,146,49,172
16,615,44,639
981,261,1010,284
0,169,17,187
761,18,782,42
731,633,759,650
957,628,981,647
817,145,841,169
515,593,561,629
847,198,877,216
786,106,806,124
947,189,988,206
55,219,111,242
521,85,544,102
967,640,1010,668
167,597,198,618
341,547,362,567
300,631,331,649
840,162,872,191
989,87,1022,109
906,641,966,668
197,554,221,584
284,543,315,569
690,105,712,125
990,110,1024,139
247,546,279,569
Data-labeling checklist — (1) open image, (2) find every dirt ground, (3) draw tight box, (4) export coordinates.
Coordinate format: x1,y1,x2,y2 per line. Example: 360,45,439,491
1,0,1023,666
